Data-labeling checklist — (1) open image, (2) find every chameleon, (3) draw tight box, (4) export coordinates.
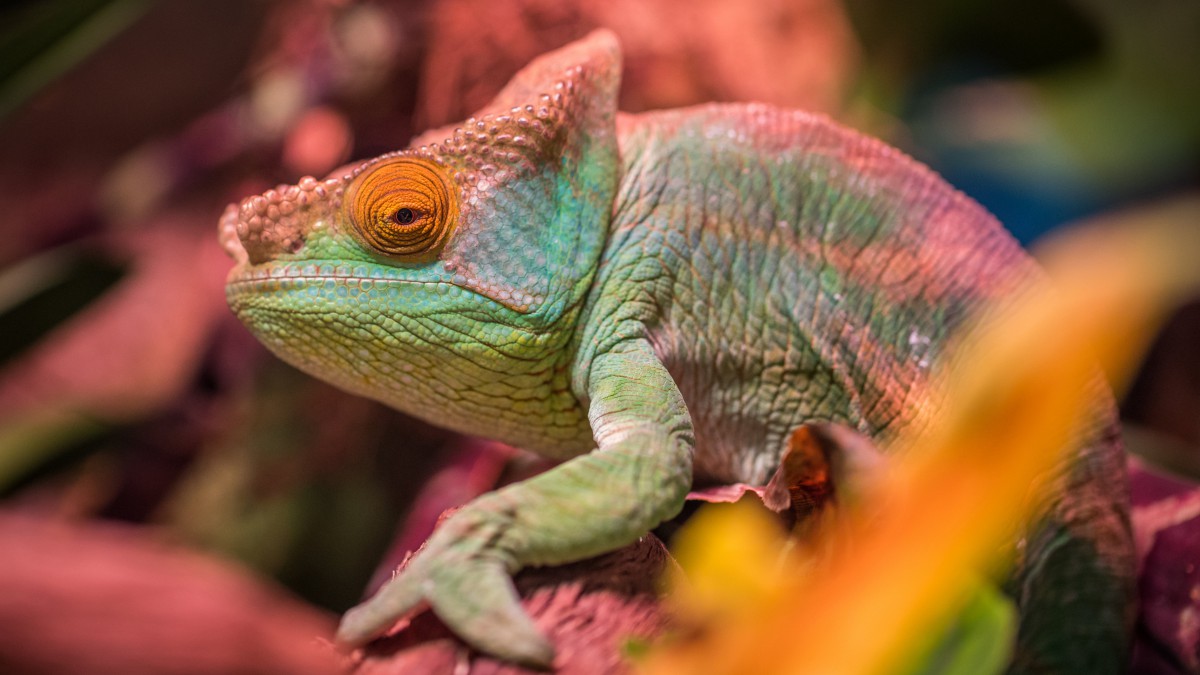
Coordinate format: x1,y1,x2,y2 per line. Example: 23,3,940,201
219,30,1133,672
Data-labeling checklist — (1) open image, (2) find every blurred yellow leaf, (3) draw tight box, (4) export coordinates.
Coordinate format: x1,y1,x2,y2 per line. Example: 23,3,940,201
667,499,791,623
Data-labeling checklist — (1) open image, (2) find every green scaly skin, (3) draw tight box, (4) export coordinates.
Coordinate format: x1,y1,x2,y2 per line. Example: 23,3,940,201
220,31,1133,672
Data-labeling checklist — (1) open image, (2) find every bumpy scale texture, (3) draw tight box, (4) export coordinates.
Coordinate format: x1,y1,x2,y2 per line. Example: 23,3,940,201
221,30,1134,673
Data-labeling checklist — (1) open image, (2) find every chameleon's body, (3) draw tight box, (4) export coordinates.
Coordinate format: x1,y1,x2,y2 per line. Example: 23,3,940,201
220,32,1133,672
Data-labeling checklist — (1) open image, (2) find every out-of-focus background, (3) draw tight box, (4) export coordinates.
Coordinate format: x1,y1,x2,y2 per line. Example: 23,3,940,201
0,0,1196,672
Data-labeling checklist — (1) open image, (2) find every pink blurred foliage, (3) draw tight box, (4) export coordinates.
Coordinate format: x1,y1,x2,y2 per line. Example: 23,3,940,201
283,106,355,178
0,512,342,675
1128,457,1200,674
415,0,859,129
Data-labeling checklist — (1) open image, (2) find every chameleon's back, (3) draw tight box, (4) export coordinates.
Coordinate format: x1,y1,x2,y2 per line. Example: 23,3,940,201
582,102,1134,671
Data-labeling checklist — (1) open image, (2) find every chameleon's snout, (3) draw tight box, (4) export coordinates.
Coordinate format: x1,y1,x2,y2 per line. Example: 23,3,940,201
219,176,343,265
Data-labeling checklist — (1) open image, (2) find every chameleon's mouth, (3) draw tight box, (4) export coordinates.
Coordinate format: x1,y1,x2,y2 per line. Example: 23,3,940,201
222,264,455,313
225,267,446,291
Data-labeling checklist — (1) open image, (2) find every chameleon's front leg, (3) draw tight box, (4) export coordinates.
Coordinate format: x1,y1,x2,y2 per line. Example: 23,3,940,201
336,339,694,667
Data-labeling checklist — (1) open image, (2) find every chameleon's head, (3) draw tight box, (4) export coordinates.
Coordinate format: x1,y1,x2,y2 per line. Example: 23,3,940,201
219,31,621,452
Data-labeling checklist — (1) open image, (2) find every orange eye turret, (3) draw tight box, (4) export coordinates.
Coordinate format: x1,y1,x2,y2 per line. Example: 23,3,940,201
346,157,458,260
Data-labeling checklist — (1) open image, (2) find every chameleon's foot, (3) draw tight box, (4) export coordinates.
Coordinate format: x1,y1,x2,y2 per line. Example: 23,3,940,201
334,509,555,669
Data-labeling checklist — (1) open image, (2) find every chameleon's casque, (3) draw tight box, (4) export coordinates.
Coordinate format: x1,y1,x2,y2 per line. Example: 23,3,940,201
221,30,1134,672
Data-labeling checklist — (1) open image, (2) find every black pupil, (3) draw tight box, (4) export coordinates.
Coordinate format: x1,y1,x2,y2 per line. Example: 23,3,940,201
394,208,416,224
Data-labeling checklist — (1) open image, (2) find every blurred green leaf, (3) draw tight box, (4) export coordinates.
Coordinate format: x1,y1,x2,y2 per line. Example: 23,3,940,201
0,407,112,495
0,0,155,119
0,245,126,368
901,582,1016,675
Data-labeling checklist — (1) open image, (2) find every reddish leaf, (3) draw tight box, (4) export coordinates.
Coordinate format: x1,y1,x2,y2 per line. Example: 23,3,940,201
0,512,341,675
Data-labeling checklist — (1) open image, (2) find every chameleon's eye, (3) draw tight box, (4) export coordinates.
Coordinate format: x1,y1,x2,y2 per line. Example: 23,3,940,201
346,157,458,260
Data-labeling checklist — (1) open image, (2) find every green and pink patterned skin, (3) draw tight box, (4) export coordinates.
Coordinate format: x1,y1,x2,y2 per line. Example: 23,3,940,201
220,31,1133,672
